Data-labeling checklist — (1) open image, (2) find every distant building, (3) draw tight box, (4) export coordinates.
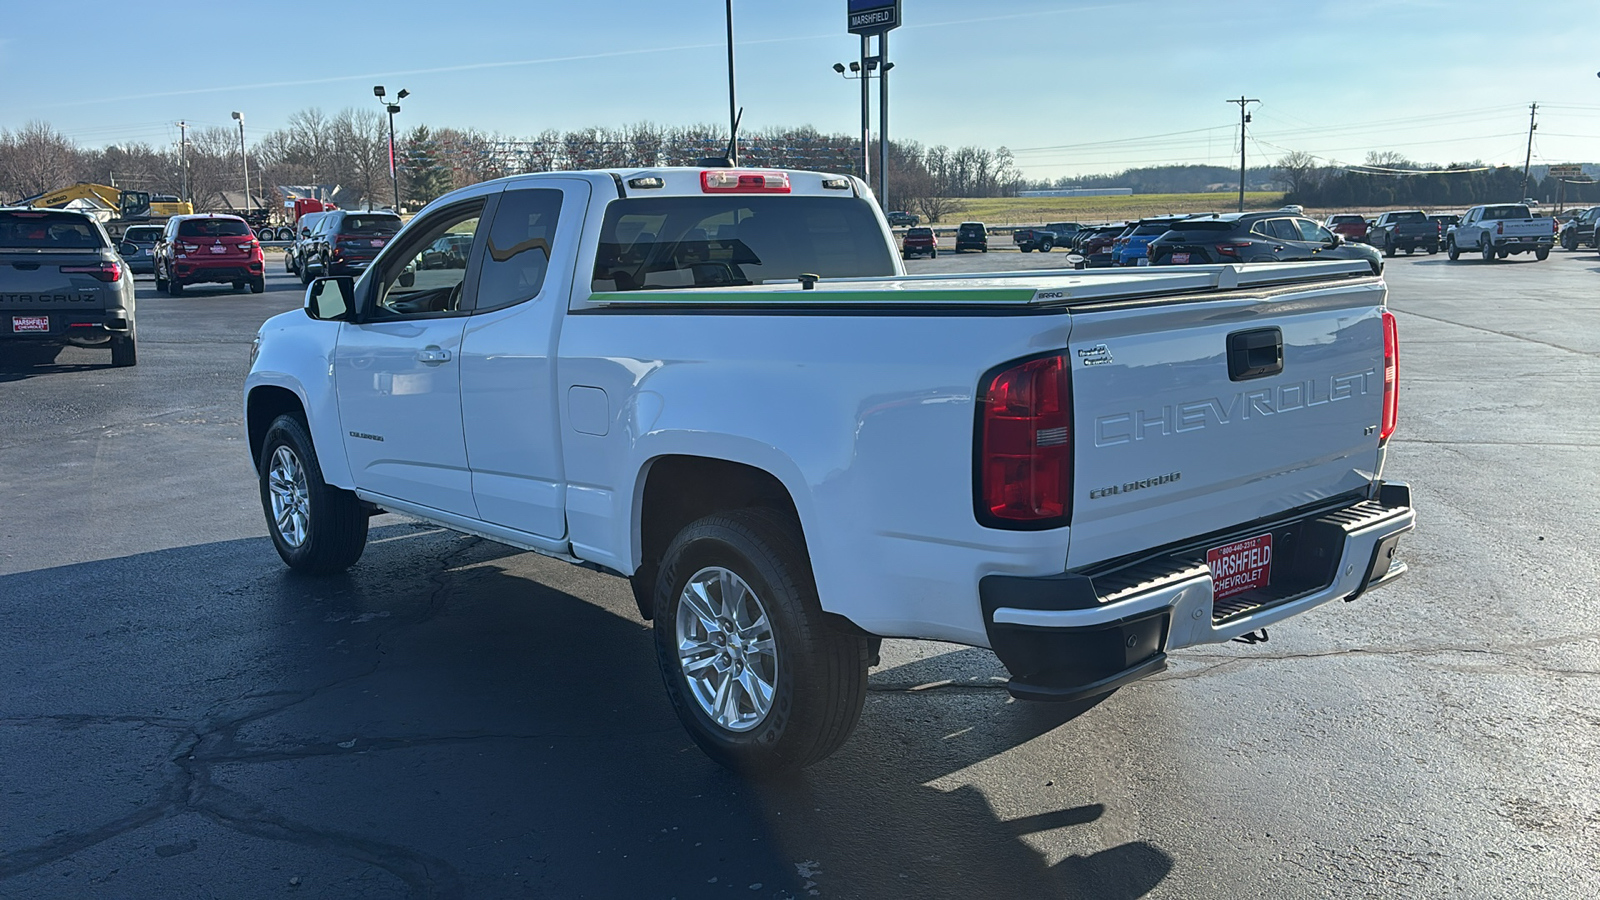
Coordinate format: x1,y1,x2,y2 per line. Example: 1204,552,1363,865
1018,188,1134,198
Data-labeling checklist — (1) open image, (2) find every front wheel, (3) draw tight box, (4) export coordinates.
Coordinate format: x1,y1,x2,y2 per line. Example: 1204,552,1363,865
258,414,368,573
1562,233,1576,251
1447,239,1460,261
653,509,869,775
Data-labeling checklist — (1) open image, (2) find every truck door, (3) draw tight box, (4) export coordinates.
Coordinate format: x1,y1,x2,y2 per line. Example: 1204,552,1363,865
333,197,491,517
458,179,591,539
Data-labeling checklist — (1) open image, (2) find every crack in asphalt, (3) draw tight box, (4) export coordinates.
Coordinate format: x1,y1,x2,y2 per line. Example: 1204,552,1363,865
0,539,488,897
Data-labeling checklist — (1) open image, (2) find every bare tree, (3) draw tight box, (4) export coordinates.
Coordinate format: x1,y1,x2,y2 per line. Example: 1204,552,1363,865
0,121,79,199
1276,150,1321,195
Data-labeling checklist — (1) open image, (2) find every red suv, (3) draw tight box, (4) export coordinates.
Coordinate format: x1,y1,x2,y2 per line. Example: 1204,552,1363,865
1324,214,1370,244
154,214,264,295
901,227,937,259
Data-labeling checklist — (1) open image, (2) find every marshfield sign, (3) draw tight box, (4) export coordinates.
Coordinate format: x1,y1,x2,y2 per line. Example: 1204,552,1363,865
1548,164,1584,179
848,0,900,34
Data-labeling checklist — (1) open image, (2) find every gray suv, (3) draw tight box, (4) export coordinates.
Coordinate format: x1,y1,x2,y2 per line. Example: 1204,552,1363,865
0,208,137,366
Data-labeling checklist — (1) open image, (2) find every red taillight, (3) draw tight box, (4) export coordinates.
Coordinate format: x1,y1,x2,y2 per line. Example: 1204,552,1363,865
61,261,121,282
700,170,791,193
1380,311,1398,444
977,354,1072,527
178,242,199,252
1496,222,1504,235
1215,242,1251,258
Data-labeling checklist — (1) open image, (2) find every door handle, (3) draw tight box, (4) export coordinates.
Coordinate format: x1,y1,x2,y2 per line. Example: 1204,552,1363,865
416,346,451,365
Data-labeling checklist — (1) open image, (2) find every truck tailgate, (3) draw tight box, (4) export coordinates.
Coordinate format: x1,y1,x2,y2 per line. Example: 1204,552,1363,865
1066,279,1387,568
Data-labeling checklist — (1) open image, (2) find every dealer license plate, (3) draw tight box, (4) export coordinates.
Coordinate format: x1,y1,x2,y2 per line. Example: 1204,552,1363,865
1207,533,1273,601
210,245,227,254
1171,252,1190,264
372,238,387,247
12,315,49,333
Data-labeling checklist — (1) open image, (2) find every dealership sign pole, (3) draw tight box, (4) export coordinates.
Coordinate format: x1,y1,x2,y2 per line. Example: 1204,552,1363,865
848,0,900,207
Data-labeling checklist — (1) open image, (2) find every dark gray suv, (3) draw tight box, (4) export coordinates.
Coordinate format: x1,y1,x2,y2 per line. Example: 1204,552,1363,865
1,208,137,366
1147,212,1383,274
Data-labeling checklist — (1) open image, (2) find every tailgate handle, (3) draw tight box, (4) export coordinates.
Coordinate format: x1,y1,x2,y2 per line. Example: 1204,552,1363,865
1227,328,1283,381
13,263,40,270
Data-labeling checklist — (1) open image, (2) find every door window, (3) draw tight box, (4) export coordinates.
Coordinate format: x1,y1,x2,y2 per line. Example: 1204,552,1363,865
1295,219,1334,243
1266,219,1300,241
474,188,563,312
374,202,485,318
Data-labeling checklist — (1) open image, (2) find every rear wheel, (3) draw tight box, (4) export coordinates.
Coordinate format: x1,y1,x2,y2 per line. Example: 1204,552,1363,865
259,414,368,573
653,508,869,775
1427,243,1438,254
110,333,137,367
1481,238,1495,262
1040,240,1053,253
930,249,937,258
1562,232,1576,251
154,266,169,291
1019,245,1031,253
1384,241,1396,258
167,277,184,295
250,275,265,293
1535,247,1550,261
232,280,246,292
285,252,297,274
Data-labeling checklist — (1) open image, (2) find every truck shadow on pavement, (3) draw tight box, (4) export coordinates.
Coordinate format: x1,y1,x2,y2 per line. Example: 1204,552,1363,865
0,344,109,382
0,521,1171,899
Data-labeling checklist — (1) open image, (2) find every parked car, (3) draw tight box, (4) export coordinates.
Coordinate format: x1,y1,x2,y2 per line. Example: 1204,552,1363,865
1325,214,1370,244
1427,214,1459,243
419,232,475,269
1044,222,1081,243
901,226,937,259
1115,216,1188,266
285,210,333,276
299,210,403,283
116,224,163,275
0,207,137,365
1445,203,1555,262
954,221,988,252
1277,204,1305,215
1012,226,1059,253
1367,210,1439,256
1075,223,1127,268
1147,212,1383,274
1559,207,1598,251
153,213,265,294
885,210,919,227
247,165,1413,774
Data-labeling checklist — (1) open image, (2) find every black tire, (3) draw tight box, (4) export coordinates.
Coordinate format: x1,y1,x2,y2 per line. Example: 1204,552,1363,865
1481,238,1495,262
652,508,869,775
299,263,312,286
1019,245,1032,253
167,277,184,295
1384,241,1396,258
285,252,297,274
1535,247,1549,261
1447,238,1460,261
110,332,137,367
154,266,169,291
1497,250,1509,259
1562,232,1576,251
250,276,266,293
1040,240,1053,253
232,280,246,292
258,414,368,574
1404,247,1414,255
1427,243,1438,254
930,249,937,259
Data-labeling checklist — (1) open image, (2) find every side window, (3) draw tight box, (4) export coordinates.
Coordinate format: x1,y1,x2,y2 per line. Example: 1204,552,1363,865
474,188,563,313
374,203,485,318
1250,220,1273,238
1268,218,1300,241
1296,219,1332,242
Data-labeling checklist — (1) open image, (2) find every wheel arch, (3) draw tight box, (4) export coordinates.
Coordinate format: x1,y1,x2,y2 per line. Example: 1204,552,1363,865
246,385,308,471
629,454,805,621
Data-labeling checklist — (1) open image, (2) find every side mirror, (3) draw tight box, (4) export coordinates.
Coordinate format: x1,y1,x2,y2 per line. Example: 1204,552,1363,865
305,276,356,321
119,242,137,255
398,268,415,288
1327,233,1344,247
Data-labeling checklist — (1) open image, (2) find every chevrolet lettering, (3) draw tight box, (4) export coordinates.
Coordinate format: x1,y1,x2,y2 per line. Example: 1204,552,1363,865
245,165,1412,775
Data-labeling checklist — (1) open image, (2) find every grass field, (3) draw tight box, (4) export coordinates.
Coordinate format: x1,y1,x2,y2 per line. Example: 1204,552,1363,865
922,192,1286,226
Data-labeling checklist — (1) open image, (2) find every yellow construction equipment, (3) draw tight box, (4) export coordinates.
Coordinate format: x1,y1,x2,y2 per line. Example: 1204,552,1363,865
21,183,193,235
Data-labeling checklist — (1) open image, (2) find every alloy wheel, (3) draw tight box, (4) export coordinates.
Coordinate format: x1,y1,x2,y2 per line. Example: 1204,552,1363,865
675,566,778,733
268,445,311,548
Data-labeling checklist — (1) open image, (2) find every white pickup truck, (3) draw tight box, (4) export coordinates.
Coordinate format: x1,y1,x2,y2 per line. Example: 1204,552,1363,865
1446,203,1555,261
245,167,1414,773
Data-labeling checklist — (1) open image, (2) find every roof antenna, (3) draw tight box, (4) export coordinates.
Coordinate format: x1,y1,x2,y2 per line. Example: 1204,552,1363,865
700,108,742,169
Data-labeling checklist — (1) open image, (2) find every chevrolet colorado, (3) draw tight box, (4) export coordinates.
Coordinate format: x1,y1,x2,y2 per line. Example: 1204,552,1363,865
245,167,1414,773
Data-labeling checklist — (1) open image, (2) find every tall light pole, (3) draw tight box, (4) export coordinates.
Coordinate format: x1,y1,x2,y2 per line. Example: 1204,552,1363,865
832,58,878,184
1226,96,1259,212
725,0,738,164
375,86,408,211
230,111,249,217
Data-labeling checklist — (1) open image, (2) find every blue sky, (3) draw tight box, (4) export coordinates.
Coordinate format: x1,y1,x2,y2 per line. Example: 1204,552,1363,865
2,0,1597,178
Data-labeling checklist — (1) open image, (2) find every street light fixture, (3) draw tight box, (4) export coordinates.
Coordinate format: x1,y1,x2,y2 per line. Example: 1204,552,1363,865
833,58,882,184
230,111,249,221
374,85,408,211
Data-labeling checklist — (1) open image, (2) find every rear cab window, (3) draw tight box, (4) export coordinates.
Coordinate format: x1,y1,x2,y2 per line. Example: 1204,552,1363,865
591,196,895,292
1482,206,1530,220
340,214,402,235
0,211,107,249
1390,211,1427,223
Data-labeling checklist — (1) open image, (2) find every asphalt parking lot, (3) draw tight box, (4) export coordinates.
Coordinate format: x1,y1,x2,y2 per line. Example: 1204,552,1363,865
2,249,1597,899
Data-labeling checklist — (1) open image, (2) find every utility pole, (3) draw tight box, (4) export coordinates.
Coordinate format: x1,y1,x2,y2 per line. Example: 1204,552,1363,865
860,35,871,184
177,121,189,203
725,0,738,165
1226,96,1259,212
231,111,249,218
1520,102,1538,200
878,31,890,208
